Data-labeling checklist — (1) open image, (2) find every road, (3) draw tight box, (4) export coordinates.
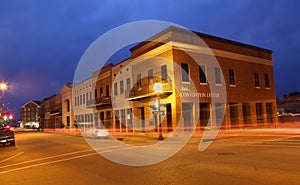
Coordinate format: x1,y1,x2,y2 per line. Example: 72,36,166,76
0,130,300,185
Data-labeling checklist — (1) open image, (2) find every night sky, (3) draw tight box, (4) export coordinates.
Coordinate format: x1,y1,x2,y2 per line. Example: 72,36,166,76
0,0,299,119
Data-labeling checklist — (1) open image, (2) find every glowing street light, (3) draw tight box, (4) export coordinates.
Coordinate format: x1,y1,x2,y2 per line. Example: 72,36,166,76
0,82,7,92
0,82,8,112
154,83,164,140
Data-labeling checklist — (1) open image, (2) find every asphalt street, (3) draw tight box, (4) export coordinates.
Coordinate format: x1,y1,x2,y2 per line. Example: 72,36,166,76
0,130,300,185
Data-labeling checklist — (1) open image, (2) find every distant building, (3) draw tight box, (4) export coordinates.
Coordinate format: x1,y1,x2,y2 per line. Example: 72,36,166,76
40,94,62,129
20,100,41,128
60,83,74,128
73,75,96,128
277,93,300,122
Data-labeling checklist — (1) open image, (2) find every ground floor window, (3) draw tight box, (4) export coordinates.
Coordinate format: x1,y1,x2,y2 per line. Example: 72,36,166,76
256,103,264,124
229,103,239,125
242,103,251,125
266,102,273,123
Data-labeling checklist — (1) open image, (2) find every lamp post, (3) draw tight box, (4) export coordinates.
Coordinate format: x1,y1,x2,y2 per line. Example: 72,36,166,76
0,82,8,112
154,83,164,140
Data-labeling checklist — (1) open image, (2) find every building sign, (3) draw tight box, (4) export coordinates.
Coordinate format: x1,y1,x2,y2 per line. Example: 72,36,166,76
179,86,220,98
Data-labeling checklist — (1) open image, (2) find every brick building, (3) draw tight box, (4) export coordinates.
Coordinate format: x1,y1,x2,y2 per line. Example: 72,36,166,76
20,100,40,128
74,26,278,134
40,94,62,129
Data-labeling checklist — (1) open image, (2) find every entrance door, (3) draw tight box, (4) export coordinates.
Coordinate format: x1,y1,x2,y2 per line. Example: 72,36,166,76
166,104,173,132
138,107,145,132
200,103,210,129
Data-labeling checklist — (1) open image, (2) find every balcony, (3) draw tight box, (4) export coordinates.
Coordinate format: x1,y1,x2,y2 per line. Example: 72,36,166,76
126,77,173,101
86,96,111,108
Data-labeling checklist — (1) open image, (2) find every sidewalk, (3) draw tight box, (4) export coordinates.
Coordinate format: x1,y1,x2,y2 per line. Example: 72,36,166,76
43,127,300,139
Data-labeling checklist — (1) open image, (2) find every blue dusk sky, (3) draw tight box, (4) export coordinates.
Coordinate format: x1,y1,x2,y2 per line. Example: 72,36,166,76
0,0,299,118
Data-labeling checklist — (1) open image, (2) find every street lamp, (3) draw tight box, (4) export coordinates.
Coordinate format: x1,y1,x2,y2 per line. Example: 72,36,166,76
0,82,8,112
0,82,8,92
154,83,164,140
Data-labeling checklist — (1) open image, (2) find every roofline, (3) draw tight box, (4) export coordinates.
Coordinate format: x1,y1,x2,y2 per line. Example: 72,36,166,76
21,100,41,108
130,26,273,54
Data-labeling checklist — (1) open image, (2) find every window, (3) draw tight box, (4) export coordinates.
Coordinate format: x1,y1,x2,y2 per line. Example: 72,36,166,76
83,93,85,104
120,80,124,94
86,93,88,103
114,82,118,96
148,69,153,81
137,73,142,87
181,63,189,82
161,65,167,81
106,85,109,97
264,74,270,88
95,89,98,98
80,95,82,105
100,87,103,97
106,111,111,119
256,103,263,123
67,100,70,112
199,65,207,83
229,69,235,86
215,67,221,85
254,72,260,87
126,78,131,91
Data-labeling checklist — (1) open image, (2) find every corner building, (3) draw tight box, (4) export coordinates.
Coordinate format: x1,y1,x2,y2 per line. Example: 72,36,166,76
88,26,278,133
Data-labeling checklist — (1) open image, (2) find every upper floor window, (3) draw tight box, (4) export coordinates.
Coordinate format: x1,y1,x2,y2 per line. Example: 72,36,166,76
181,63,189,82
137,73,142,88
264,74,270,88
254,72,260,87
148,69,153,81
95,89,98,98
100,87,103,97
120,80,124,94
161,65,167,81
199,65,207,84
215,67,221,85
126,78,131,91
114,82,118,96
106,85,109,97
229,69,235,86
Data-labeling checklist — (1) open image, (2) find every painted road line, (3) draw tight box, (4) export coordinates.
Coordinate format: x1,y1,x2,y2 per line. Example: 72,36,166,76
0,145,125,170
0,152,24,164
0,145,133,175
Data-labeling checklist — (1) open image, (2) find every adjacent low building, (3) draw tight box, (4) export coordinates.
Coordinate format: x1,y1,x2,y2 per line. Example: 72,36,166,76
20,100,41,128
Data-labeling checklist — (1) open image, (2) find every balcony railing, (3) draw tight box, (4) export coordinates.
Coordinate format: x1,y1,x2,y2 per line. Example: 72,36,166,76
126,77,173,101
86,96,111,107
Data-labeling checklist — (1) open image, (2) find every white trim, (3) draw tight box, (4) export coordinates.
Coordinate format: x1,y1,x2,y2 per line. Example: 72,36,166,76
168,41,274,66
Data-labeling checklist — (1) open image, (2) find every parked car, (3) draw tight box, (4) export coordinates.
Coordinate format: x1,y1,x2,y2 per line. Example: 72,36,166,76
0,124,15,146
